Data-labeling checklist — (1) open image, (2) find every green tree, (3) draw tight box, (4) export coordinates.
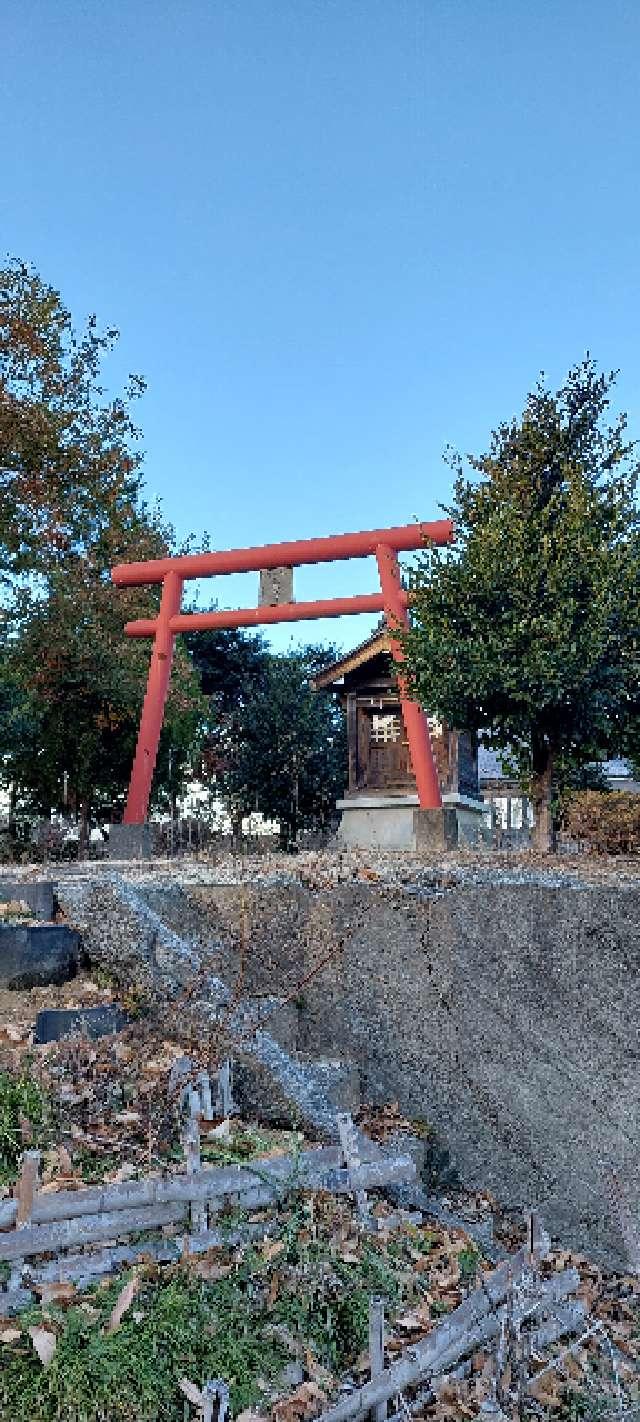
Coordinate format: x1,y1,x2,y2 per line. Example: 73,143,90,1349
0,258,206,836
0,259,145,588
403,359,640,851
185,628,271,837
191,639,346,847
2,523,205,840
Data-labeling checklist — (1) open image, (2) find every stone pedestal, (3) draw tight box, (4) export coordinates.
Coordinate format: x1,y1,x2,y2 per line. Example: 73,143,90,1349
413,806,458,851
108,823,153,861
336,795,419,849
414,796,489,850
336,793,488,851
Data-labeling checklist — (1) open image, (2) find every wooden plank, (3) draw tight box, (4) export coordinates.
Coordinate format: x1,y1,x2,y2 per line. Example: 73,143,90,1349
369,1296,387,1422
0,1155,416,1260
316,1268,579,1422
0,1137,345,1228
347,694,358,792
337,1113,371,1225
0,1142,401,1230
357,706,371,789
0,1203,185,1262
25,1221,278,1287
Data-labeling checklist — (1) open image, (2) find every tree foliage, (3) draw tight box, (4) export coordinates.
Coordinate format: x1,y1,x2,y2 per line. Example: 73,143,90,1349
0,259,205,831
0,259,146,586
403,359,640,849
190,636,346,845
2,538,205,827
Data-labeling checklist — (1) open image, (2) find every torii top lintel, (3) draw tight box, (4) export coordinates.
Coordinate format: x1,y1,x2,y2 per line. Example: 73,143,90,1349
112,518,453,826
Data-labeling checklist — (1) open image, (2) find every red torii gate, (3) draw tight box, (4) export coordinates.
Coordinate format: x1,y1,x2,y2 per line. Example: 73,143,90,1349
111,519,453,825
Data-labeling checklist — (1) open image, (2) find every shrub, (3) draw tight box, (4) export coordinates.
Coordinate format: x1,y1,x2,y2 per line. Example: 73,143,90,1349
562,790,640,855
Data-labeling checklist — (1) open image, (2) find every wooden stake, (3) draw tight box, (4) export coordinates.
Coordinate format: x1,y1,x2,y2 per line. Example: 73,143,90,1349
369,1296,387,1422
15,1151,41,1228
183,1117,201,1174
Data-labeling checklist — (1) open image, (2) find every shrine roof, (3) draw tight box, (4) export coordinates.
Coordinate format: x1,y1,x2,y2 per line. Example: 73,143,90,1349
311,628,393,688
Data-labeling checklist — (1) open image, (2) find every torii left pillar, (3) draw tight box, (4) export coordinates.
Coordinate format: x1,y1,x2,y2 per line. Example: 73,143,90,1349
111,571,184,858
125,571,183,824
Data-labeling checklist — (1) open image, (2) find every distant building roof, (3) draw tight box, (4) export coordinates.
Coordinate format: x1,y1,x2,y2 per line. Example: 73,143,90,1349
477,746,513,781
478,748,636,786
599,758,633,778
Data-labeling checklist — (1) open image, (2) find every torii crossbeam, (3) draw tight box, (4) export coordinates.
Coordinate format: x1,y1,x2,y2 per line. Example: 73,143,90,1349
111,519,453,824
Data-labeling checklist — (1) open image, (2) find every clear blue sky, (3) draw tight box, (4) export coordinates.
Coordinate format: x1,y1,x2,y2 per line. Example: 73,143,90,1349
3,0,639,651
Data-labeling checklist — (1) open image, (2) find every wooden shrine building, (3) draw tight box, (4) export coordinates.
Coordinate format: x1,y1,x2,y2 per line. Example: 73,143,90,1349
313,628,485,848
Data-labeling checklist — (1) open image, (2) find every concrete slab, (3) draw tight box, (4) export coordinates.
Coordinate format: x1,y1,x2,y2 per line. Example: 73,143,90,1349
0,925,79,989
336,795,419,849
0,881,55,920
34,1004,128,1044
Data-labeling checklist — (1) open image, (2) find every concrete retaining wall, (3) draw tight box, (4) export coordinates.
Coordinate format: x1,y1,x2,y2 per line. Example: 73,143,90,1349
150,877,640,1267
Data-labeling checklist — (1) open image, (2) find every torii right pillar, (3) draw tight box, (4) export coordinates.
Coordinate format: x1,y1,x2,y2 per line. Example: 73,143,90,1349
335,544,488,851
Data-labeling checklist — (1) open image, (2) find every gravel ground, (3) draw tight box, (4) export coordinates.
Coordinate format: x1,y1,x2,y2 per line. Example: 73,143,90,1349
1,844,639,894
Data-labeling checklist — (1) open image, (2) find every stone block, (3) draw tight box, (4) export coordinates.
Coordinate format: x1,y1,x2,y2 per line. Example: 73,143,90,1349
0,880,55,921
108,823,153,860
413,807,458,850
413,797,488,851
34,1003,128,1044
337,795,419,849
0,925,79,990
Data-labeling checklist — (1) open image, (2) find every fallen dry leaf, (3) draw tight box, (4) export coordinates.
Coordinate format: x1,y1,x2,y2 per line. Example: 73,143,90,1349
105,1273,139,1334
5,1025,25,1043
58,1146,74,1175
28,1325,57,1368
35,1281,77,1306
262,1239,285,1262
528,1369,565,1406
396,1300,433,1333
209,1117,231,1140
0,1327,22,1344
189,1255,234,1282
272,1381,327,1422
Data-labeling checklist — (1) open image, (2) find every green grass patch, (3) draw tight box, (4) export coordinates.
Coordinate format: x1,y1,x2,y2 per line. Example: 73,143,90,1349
458,1243,480,1282
0,1269,289,1422
0,1068,47,1184
0,1198,442,1421
200,1124,304,1167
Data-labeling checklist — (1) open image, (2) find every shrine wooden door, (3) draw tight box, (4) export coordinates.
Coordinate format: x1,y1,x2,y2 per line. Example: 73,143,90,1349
358,708,413,789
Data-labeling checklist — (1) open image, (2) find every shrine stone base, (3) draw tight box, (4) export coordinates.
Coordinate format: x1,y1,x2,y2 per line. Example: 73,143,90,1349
336,794,488,851
108,823,153,860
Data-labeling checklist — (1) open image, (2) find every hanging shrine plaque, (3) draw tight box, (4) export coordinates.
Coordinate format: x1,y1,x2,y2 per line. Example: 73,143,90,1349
259,565,294,606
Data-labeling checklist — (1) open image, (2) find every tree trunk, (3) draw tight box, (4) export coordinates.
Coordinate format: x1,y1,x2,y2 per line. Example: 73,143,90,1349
531,734,556,853
8,783,17,841
78,798,90,858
